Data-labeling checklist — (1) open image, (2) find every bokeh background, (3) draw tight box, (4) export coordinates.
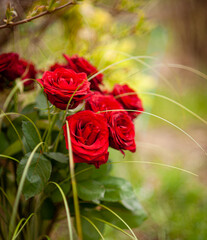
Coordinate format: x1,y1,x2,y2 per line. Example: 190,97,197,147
1,0,207,239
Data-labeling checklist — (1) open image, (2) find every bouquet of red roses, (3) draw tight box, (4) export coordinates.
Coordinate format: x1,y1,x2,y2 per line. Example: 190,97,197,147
0,52,146,240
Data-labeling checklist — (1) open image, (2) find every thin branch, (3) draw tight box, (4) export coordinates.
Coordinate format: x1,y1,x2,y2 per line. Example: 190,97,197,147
0,1,76,30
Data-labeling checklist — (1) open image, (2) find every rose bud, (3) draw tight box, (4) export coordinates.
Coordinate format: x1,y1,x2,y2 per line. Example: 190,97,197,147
63,110,109,168
107,111,136,154
37,68,91,110
112,84,144,120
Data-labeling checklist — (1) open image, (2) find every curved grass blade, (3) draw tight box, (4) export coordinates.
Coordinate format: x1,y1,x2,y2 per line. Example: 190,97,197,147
108,51,207,81
157,63,207,81
109,161,198,177
115,91,207,125
88,54,176,94
2,79,37,112
1,110,26,154
0,187,12,206
48,181,73,240
11,213,34,240
98,109,207,157
11,218,25,240
98,204,138,240
66,121,82,239
93,217,134,239
0,112,43,148
141,92,207,125
81,216,105,240
0,154,19,163
9,142,44,238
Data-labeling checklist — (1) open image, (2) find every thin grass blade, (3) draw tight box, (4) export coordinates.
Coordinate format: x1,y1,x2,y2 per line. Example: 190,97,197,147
48,181,73,240
9,142,43,238
66,121,83,239
81,216,105,240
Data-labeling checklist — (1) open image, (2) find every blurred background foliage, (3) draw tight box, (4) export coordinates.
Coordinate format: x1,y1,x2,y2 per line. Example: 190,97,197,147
1,0,207,239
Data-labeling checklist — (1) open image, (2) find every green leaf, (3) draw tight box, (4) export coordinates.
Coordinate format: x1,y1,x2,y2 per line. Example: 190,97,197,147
99,176,135,202
35,91,49,117
75,162,111,182
17,153,52,199
36,91,48,110
21,103,38,121
44,152,68,164
97,177,147,229
77,180,105,201
22,121,40,151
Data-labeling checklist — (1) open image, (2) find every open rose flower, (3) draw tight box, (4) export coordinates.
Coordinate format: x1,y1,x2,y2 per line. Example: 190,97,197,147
85,91,125,115
37,68,91,110
112,84,144,120
50,54,103,92
86,92,135,153
107,111,136,153
63,110,109,168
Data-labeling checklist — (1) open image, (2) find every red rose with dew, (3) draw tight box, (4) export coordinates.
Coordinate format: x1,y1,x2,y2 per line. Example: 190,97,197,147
63,110,109,168
50,54,103,91
37,68,91,110
112,84,144,120
107,111,136,154
85,91,125,116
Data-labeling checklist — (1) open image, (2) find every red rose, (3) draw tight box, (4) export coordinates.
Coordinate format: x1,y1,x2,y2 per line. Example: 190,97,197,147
37,68,91,110
85,92,135,154
0,53,19,73
112,84,144,120
50,54,103,91
63,110,109,168
85,91,125,115
0,53,20,89
107,111,136,153
0,53,37,90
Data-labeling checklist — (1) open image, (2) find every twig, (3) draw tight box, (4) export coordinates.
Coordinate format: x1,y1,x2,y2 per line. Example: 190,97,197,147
0,1,76,30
